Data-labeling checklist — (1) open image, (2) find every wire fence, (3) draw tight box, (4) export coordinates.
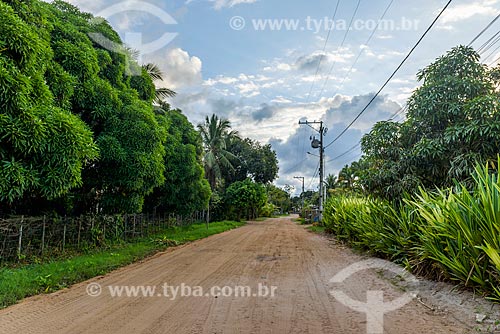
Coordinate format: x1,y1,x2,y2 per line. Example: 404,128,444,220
0,211,208,263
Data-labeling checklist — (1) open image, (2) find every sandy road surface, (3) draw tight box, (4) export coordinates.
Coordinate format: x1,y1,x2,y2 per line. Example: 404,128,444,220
0,217,472,334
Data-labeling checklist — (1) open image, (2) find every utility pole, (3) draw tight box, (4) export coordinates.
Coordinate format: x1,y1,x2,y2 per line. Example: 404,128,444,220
299,120,327,222
293,176,305,212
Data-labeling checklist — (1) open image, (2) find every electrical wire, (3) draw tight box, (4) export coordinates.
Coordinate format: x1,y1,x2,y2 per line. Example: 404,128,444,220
482,40,500,62
479,32,500,56
307,161,320,189
326,143,361,163
323,0,454,150
331,0,395,98
282,156,309,175
305,0,342,102
323,103,407,166
316,0,362,100
468,13,500,46
477,30,500,54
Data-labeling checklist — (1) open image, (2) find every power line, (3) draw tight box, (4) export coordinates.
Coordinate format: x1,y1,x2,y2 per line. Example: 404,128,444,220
388,104,408,120
283,156,308,174
483,42,500,63
331,0,395,98
479,32,500,56
477,30,500,54
468,13,500,47
323,104,407,164
326,143,361,163
316,0,362,100
305,0,341,102
323,0,454,150
307,161,320,189
489,54,500,66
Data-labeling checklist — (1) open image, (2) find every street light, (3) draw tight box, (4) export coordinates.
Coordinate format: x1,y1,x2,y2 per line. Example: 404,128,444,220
307,151,319,158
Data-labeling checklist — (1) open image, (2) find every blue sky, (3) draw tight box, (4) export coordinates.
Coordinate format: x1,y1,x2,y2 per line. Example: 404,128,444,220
60,0,500,194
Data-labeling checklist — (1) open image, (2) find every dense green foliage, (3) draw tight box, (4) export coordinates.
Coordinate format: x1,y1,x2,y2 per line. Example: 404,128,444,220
0,0,98,204
324,161,500,300
222,137,279,185
225,178,267,220
198,114,238,191
324,46,500,301
145,107,211,215
264,184,292,214
0,0,214,217
197,114,282,221
341,46,500,200
0,1,284,221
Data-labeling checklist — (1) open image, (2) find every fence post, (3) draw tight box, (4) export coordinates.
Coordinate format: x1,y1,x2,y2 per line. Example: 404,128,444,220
133,214,136,238
77,218,82,248
17,216,23,259
41,215,46,255
103,218,106,243
91,216,95,247
140,214,143,237
124,214,127,240
62,217,67,251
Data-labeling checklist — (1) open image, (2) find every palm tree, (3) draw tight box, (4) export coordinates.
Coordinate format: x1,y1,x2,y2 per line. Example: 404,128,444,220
197,114,239,190
142,63,176,104
324,174,338,198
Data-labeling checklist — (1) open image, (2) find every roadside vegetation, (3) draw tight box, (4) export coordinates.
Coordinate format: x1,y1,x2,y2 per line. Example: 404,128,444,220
323,46,500,301
0,220,243,309
0,0,291,305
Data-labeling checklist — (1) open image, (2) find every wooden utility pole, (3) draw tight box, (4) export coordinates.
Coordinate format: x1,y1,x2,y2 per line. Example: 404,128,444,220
298,120,327,222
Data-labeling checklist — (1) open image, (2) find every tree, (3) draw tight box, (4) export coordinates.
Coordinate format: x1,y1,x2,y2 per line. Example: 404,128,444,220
145,108,211,215
354,46,500,200
0,1,98,208
324,174,338,197
265,184,291,213
198,114,239,190
1,0,199,216
222,137,279,186
141,63,176,104
225,179,267,220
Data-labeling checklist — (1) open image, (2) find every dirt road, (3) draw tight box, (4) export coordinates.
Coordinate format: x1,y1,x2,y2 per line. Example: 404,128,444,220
0,217,479,333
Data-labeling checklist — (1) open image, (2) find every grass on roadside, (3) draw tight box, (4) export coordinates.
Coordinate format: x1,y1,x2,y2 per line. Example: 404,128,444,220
0,220,243,309
307,225,326,233
292,217,307,224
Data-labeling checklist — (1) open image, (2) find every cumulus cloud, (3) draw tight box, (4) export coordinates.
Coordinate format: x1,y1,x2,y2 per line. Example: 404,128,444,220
439,0,498,24
209,98,240,118
263,50,353,73
148,48,203,90
252,103,278,122
295,53,326,72
267,94,402,193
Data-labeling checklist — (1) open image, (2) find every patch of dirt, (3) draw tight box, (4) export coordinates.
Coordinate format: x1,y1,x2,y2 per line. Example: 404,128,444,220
0,216,496,333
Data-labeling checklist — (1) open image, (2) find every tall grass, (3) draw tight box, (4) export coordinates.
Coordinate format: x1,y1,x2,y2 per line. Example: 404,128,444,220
323,161,500,300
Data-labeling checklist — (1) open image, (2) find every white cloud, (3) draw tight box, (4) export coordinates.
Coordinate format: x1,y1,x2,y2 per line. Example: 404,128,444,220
376,34,393,40
187,0,259,9
271,96,293,104
148,48,202,90
236,81,260,97
204,75,239,86
439,0,499,24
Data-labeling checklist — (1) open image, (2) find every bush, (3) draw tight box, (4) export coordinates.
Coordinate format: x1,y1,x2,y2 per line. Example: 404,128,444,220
323,160,500,300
